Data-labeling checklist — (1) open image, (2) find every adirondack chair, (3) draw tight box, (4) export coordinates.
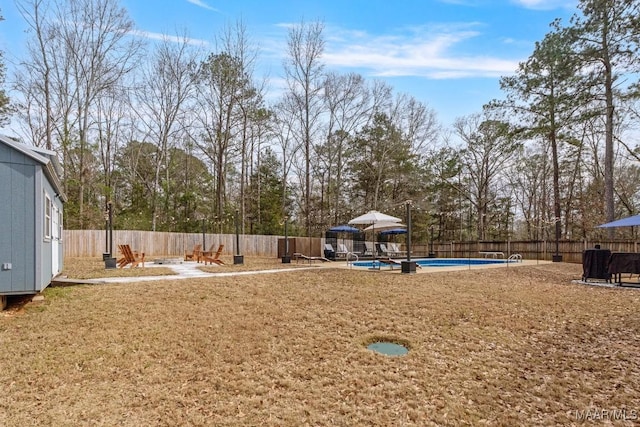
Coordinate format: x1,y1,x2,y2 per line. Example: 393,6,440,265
117,244,145,268
116,244,129,268
199,244,218,263
201,244,225,265
185,244,202,261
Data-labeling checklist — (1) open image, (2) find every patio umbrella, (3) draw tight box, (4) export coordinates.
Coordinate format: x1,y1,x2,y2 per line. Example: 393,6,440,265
364,221,406,231
380,228,408,235
597,214,640,228
349,211,402,256
327,224,361,251
328,224,361,233
379,228,408,249
348,210,402,225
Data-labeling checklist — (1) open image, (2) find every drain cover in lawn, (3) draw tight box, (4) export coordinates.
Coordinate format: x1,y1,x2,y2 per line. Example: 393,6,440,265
367,341,409,356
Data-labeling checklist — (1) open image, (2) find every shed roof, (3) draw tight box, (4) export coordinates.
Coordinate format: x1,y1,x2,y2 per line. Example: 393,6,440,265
0,134,67,202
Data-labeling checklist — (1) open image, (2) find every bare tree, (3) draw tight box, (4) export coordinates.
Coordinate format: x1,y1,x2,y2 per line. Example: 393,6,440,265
272,97,302,219
0,9,10,126
321,72,372,224
283,19,325,237
216,19,265,234
15,0,58,149
389,93,440,156
132,32,199,231
453,113,522,240
16,0,142,228
192,24,261,232
95,86,130,215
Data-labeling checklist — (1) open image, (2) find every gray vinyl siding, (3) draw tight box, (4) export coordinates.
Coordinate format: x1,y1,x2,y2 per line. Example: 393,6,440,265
0,146,37,294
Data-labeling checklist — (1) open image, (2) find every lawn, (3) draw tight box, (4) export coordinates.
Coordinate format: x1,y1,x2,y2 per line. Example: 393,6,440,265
1,259,639,426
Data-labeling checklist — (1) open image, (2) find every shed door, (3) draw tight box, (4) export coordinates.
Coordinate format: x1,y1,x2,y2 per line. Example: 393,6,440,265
52,205,60,276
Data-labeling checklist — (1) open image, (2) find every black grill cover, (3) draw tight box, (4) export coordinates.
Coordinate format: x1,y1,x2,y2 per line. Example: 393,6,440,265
607,252,640,275
582,248,611,281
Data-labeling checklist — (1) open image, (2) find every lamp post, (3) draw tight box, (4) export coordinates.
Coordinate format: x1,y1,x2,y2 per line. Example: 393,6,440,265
201,218,206,250
401,200,416,274
234,209,244,264
104,201,116,269
429,225,435,258
103,205,110,259
108,201,113,257
282,217,291,263
552,216,563,262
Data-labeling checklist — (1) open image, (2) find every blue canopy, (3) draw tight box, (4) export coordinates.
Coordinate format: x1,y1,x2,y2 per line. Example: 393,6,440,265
380,228,408,235
597,214,640,228
328,224,361,233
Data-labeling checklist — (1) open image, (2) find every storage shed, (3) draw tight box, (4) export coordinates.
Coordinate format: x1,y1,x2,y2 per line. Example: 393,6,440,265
0,135,66,307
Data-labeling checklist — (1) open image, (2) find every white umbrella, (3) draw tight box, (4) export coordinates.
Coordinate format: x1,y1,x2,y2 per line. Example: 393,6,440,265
348,210,402,225
364,221,406,231
349,211,402,257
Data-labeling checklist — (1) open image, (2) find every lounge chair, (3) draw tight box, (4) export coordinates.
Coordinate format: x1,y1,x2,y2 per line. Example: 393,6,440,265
324,243,337,260
364,242,375,257
378,243,393,257
377,257,402,270
201,244,225,265
185,244,202,261
293,253,332,263
376,257,422,270
117,244,145,268
337,243,350,258
389,242,407,257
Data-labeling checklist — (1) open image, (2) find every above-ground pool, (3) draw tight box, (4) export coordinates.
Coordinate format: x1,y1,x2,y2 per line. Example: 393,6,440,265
352,258,514,268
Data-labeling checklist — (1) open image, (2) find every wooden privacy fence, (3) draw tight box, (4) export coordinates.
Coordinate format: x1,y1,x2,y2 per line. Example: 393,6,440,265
64,230,640,263
64,230,282,258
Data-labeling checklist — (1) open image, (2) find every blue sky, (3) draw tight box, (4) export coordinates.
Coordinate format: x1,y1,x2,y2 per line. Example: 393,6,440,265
1,0,577,129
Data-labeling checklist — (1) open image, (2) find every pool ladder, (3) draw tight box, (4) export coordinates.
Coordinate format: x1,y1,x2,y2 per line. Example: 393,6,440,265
508,253,523,262
346,252,359,267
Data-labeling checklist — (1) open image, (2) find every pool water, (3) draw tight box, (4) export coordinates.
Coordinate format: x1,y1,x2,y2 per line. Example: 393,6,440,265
352,258,512,268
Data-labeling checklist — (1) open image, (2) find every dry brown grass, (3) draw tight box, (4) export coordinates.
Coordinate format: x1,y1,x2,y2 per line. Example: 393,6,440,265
61,257,176,279
198,255,329,272
63,256,325,279
1,261,640,426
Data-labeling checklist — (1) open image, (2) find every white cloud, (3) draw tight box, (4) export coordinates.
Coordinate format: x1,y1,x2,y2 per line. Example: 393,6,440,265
128,29,209,47
322,24,520,80
510,0,577,10
186,0,220,12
